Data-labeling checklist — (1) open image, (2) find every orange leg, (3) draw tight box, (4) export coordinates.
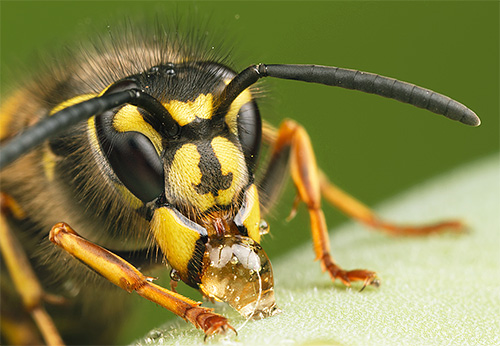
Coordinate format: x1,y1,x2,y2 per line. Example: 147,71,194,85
319,172,463,235
261,120,378,287
0,193,65,345
262,120,463,236
49,222,235,338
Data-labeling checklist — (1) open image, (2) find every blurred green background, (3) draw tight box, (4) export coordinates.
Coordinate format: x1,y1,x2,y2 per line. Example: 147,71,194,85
1,1,498,344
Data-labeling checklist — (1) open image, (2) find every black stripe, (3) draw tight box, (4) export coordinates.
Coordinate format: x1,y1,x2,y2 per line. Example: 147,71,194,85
193,140,233,197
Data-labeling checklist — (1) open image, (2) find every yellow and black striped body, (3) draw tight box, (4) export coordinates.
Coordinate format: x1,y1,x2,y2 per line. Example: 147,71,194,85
0,27,263,344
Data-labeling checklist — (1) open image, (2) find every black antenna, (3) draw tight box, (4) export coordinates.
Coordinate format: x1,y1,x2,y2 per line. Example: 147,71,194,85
0,89,177,169
216,64,480,127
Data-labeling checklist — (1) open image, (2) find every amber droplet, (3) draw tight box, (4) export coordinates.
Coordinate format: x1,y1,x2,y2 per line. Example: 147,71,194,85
200,235,280,319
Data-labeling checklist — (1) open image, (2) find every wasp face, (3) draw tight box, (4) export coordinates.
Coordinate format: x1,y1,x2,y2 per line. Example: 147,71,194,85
92,61,275,313
162,93,250,219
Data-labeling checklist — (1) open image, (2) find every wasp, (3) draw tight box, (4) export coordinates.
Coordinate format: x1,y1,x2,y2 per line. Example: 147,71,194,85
0,21,479,345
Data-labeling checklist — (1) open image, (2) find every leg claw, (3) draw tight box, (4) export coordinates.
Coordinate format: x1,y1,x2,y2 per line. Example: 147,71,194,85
185,307,236,340
322,256,380,289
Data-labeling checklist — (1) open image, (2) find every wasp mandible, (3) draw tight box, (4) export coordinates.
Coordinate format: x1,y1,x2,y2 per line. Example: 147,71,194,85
0,23,479,345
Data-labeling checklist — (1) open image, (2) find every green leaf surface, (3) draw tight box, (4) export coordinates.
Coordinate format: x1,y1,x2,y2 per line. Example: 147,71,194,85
133,154,500,346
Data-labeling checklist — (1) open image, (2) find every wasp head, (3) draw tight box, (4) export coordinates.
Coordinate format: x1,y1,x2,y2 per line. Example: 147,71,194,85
91,62,273,319
100,63,275,319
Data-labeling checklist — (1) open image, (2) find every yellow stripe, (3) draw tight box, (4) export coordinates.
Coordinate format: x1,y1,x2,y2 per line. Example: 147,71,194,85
49,94,96,115
242,184,261,243
87,116,101,156
42,148,58,181
151,207,203,277
212,136,247,206
164,93,214,126
224,89,253,136
168,138,247,212
112,105,163,154
86,108,144,209
169,143,216,212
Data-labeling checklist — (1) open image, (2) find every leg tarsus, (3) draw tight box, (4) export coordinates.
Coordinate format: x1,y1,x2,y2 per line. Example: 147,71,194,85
367,217,464,236
319,172,465,236
183,307,237,340
320,253,379,288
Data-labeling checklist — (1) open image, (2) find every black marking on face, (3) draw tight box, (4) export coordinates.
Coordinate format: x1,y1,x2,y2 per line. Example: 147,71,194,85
193,141,233,197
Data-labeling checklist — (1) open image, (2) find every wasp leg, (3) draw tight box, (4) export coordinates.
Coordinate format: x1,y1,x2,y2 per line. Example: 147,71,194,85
0,193,65,346
319,173,463,235
262,120,463,236
260,120,378,287
49,222,235,338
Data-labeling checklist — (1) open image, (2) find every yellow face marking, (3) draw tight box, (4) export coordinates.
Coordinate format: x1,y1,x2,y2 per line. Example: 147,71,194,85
49,94,96,115
211,136,247,206
112,105,163,154
151,207,204,276
234,184,261,243
224,88,253,137
169,143,213,211
86,111,145,209
168,137,247,212
241,184,261,243
163,93,214,126
87,116,102,157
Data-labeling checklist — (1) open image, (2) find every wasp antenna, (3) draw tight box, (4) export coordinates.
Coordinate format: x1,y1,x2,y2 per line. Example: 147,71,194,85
215,65,263,119
0,88,180,170
217,64,480,127
0,90,136,169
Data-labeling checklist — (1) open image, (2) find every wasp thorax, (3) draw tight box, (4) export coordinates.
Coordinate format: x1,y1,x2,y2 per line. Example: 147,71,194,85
200,235,279,320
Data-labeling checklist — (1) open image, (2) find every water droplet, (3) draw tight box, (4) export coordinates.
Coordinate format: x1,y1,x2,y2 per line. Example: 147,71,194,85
169,269,180,281
199,235,277,319
259,220,270,235
147,329,163,340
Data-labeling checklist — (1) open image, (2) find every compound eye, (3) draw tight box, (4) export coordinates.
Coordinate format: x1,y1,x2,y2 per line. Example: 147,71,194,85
104,131,164,203
96,78,165,203
237,100,262,171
